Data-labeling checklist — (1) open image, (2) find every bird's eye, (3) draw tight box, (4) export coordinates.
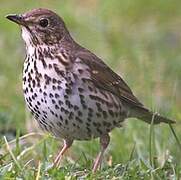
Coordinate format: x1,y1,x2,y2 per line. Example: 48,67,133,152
39,18,49,28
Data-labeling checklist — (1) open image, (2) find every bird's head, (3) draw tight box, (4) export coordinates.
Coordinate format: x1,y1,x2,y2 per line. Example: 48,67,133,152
6,8,69,46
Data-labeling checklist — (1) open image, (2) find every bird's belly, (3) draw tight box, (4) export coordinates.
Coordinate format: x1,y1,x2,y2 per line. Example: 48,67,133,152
23,79,126,140
23,63,126,140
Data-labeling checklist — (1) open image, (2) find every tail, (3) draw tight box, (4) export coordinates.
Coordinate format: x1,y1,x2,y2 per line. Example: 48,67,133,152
131,106,175,124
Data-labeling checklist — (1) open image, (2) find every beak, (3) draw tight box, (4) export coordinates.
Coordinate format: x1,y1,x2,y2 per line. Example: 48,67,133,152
6,14,25,25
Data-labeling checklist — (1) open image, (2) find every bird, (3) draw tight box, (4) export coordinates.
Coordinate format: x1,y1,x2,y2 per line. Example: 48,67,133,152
6,8,175,172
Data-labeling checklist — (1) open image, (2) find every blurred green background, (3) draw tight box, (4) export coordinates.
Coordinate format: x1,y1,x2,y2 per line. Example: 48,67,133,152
0,0,181,177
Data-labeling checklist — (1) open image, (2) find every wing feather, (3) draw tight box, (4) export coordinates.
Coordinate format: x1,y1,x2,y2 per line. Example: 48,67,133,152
75,49,143,107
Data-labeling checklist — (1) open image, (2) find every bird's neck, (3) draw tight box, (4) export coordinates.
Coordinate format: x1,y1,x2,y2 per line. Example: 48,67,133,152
24,35,74,74
25,33,76,55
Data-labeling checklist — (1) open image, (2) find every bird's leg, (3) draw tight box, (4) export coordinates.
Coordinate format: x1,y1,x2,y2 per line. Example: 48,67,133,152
53,139,73,168
92,134,110,172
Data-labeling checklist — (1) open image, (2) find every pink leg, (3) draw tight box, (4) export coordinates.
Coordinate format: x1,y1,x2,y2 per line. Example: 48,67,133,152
53,139,73,168
92,134,110,172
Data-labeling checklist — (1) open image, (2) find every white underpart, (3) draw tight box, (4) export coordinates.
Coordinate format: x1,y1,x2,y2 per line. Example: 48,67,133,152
21,27,31,45
21,27,35,55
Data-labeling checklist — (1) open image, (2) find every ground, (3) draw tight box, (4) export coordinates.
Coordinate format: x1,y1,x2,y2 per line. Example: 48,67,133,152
0,0,180,179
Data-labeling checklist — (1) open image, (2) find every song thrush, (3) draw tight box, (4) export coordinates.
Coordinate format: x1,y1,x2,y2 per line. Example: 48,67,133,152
6,8,175,172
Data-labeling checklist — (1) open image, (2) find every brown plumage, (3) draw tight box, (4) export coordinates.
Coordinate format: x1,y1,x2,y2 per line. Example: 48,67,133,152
6,8,175,172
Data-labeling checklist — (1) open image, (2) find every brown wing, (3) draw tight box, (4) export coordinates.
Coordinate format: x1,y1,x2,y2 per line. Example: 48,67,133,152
75,49,143,107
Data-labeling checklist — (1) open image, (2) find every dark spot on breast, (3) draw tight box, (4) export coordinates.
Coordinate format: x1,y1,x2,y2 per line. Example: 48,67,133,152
88,86,93,92
44,74,51,85
96,102,102,112
103,121,111,127
49,93,54,98
55,104,59,109
31,95,35,100
32,79,36,87
59,115,63,121
65,100,72,108
23,77,26,82
43,92,47,96
83,105,87,109
65,119,68,125
54,93,59,98
52,99,56,104
74,105,79,111
48,64,52,69
102,111,108,119
52,85,56,90
75,116,83,123
57,86,62,90
28,97,32,102
78,87,84,93
52,78,57,84
108,110,114,117
50,110,55,115
54,64,65,77
57,122,62,127
78,111,83,117
69,112,74,120
96,113,101,118
78,69,83,74
34,105,39,110
65,88,71,94
38,48,47,68
61,107,69,114
58,100,63,106
79,94,84,100
86,122,90,127
87,117,92,122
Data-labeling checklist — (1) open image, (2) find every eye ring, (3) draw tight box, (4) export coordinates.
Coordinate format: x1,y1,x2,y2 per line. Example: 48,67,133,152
39,18,49,28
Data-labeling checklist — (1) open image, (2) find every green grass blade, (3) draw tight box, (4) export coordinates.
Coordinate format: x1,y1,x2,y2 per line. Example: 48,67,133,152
169,124,181,152
149,113,156,169
4,136,21,170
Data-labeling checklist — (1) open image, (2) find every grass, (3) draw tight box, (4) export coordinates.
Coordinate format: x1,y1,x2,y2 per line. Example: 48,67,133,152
0,0,181,179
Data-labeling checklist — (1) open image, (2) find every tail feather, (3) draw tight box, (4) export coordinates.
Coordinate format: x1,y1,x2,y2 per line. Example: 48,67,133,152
131,106,175,124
